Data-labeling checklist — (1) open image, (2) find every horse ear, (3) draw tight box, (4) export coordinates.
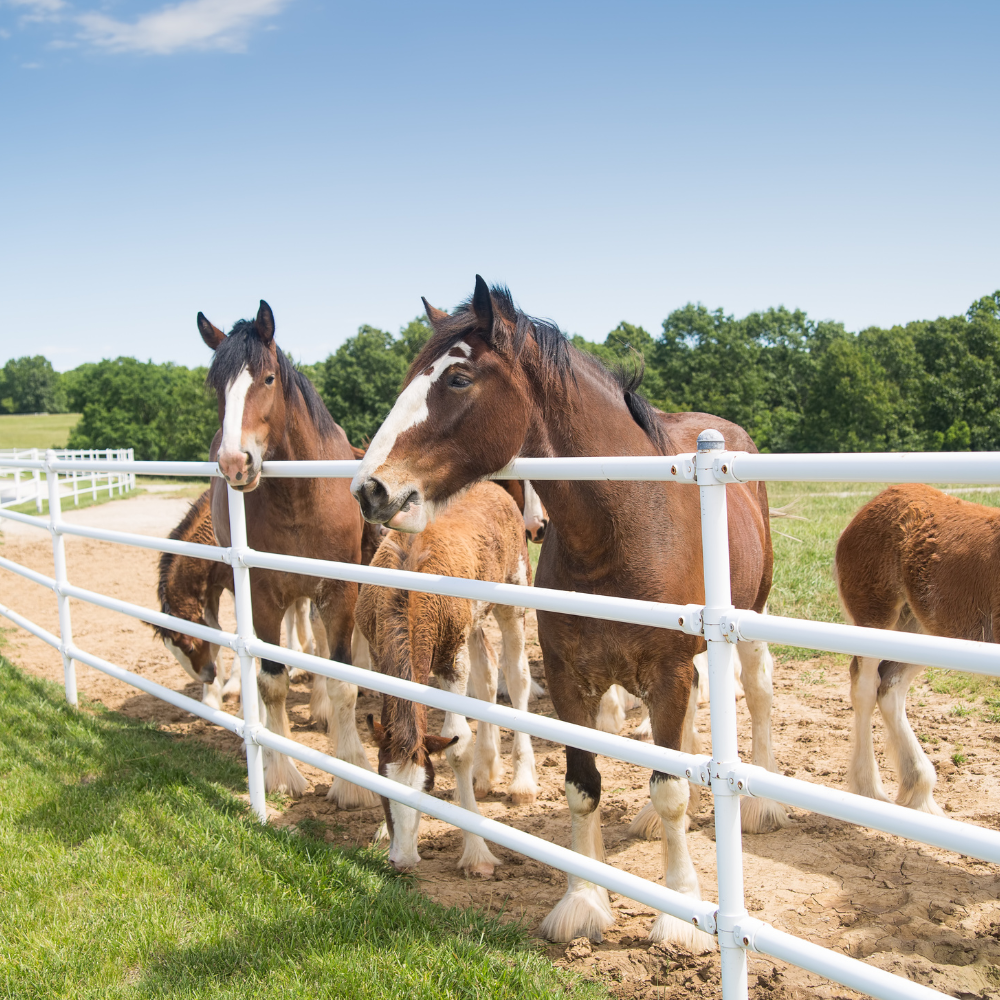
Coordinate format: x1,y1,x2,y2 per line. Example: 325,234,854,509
255,300,275,344
422,297,449,327
471,275,493,332
197,313,225,350
423,733,459,755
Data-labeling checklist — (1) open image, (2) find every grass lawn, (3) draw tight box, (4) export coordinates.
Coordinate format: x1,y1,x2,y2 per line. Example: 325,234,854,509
0,413,81,450
0,658,600,1000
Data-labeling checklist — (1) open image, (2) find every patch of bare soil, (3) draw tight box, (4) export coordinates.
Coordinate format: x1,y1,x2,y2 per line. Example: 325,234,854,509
2,500,999,1000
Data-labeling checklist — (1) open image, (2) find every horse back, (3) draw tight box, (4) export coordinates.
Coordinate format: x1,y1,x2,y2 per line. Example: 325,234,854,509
836,483,1000,641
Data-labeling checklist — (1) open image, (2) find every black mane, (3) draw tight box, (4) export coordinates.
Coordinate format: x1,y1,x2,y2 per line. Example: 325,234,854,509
206,319,337,438
411,284,667,452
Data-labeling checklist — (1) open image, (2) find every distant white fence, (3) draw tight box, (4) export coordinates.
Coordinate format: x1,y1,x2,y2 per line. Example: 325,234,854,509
0,448,135,511
0,445,999,1000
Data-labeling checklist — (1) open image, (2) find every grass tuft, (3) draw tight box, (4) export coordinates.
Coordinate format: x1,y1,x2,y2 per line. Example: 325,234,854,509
0,659,602,1000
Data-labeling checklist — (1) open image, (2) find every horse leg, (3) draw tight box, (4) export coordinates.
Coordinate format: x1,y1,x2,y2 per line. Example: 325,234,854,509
254,602,308,797
439,644,501,876
283,602,307,682
848,655,890,802
351,623,371,670
631,668,702,837
645,668,714,953
493,605,538,804
322,596,379,811
736,639,787,832
537,662,614,943
467,627,503,798
877,661,942,813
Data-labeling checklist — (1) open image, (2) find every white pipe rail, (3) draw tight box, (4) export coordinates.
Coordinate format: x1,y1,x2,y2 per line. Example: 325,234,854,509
0,447,996,1000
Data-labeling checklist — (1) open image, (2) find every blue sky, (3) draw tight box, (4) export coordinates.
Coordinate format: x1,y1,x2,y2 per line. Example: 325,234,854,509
2,1,998,371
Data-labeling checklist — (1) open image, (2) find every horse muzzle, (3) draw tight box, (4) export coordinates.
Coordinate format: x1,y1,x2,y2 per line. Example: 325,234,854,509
352,475,430,532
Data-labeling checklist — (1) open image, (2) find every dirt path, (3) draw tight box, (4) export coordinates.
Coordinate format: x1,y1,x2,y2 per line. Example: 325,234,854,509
2,495,999,1000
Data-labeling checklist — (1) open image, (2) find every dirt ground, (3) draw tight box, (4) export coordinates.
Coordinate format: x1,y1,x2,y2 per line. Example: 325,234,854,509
2,494,999,1000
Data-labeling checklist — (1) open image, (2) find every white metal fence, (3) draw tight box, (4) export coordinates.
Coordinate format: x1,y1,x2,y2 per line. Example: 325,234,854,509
0,444,998,1000
0,447,135,511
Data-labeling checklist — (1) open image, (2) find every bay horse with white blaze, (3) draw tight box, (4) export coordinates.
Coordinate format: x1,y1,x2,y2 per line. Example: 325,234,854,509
352,278,783,949
360,480,536,876
200,300,377,807
835,483,1000,815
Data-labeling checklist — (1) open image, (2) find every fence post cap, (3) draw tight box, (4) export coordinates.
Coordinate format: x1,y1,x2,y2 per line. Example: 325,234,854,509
697,429,725,451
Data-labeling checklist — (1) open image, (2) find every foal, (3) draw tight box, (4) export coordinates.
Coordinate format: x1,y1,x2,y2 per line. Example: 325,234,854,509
200,301,376,806
352,278,782,949
154,490,239,710
835,483,1000,815
359,481,537,875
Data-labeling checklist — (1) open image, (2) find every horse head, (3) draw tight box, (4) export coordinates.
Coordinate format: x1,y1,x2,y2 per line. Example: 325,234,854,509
352,276,534,531
199,300,289,492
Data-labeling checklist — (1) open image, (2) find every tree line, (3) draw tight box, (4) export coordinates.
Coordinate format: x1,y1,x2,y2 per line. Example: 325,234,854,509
3,289,997,460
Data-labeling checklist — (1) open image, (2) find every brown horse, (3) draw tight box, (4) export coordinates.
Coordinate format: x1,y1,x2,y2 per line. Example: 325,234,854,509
361,481,536,876
199,300,377,807
352,278,783,948
153,490,239,710
835,483,1000,815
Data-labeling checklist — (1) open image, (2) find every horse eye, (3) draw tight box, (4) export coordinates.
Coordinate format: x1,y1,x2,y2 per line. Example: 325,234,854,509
264,374,276,386
447,373,471,389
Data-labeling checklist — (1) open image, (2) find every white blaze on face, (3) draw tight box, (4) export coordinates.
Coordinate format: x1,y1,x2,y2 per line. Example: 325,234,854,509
385,759,427,869
522,480,546,539
220,366,253,462
351,340,472,496
164,637,201,684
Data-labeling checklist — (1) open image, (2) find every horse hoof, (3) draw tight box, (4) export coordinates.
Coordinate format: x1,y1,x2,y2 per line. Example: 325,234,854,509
326,778,380,811
508,789,537,806
648,912,715,953
628,801,662,840
538,884,614,943
464,862,495,879
741,795,788,834
263,752,308,799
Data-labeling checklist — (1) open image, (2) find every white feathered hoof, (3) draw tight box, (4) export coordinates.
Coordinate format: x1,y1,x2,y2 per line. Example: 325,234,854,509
530,678,546,700
628,801,663,840
538,884,615,943
287,666,307,683
222,672,241,700
508,779,538,806
741,794,788,833
201,685,223,712
308,681,334,731
649,912,716,953
595,697,626,735
326,776,381,811
263,750,309,798
458,837,501,878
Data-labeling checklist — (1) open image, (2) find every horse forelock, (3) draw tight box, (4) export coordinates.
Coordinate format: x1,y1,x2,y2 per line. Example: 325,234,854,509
205,318,339,442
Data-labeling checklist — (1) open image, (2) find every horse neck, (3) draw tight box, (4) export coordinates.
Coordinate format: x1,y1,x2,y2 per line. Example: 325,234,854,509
520,349,669,562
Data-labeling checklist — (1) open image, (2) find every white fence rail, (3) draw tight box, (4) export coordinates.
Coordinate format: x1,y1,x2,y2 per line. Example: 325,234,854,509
0,447,135,511
1,446,998,1000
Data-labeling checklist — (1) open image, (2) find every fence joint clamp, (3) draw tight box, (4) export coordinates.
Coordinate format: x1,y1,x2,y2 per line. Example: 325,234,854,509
731,916,765,952
718,612,743,644
229,546,247,568
675,605,704,635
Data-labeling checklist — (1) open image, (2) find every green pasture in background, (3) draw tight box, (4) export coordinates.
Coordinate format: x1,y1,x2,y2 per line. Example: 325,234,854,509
0,659,600,1000
0,412,81,450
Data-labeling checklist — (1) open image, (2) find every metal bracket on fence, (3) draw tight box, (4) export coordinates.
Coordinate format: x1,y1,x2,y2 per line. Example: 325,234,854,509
684,761,713,787
229,546,247,568
718,612,744,643
676,604,704,635
711,454,741,484
712,761,748,797
731,916,764,951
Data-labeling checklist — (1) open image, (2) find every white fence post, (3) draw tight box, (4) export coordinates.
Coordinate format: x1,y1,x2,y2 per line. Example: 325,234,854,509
90,450,97,501
32,448,42,512
45,449,77,707
226,483,267,822
697,429,748,1000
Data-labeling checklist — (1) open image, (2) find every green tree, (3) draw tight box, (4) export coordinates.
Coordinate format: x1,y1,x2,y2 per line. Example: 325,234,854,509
66,359,217,461
0,356,66,414
319,316,433,445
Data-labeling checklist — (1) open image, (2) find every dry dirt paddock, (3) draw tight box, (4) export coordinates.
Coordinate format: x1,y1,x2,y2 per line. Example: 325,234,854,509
2,492,999,1000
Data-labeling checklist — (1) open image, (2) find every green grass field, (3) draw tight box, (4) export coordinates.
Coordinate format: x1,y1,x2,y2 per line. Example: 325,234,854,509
0,658,600,1000
0,413,81,450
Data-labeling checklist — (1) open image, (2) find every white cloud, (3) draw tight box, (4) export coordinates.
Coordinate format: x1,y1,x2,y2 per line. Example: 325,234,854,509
77,0,289,54
6,0,67,11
